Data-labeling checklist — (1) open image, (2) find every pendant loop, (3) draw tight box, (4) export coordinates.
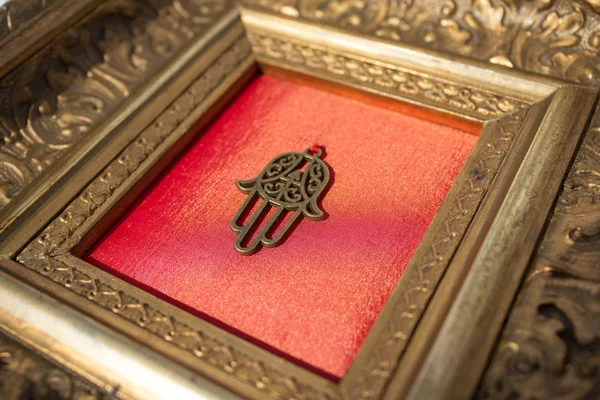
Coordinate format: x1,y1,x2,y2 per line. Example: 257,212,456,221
306,144,322,158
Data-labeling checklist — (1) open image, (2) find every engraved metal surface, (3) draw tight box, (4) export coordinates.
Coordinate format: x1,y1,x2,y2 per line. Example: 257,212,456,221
242,0,600,86
18,83,588,400
11,12,596,400
0,0,231,215
246,30,527,121
477,101,600,400
232,147,329,254
0,0,61,44
0,327,113,400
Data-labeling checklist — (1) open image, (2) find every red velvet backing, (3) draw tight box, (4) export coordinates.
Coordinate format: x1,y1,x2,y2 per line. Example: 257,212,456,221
86,75,478,378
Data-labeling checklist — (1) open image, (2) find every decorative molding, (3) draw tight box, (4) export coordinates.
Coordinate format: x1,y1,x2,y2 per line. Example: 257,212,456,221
242,0,600,86
0,0,231,211
247,31,527,120
344,109,527,400
15,19,532,400
17,36,338,400
0,327,114,400
477,104,600,399
17,34,252,261
0,0,61,44
15,23,536,398
6,1,598,399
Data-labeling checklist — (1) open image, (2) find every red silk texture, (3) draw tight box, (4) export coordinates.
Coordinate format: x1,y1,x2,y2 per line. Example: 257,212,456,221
86,75,478,378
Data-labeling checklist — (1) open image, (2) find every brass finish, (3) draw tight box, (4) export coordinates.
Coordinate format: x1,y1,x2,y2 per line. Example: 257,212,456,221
0,327,110,400
242,8,546,124
232,148,330,255
390,86,598,400
0,1,599,399
0,0,235,225
477,101,600,400
0,0,102,79
0,267,239,399
342,107,528,399
241,0,600,86
260,65,484,135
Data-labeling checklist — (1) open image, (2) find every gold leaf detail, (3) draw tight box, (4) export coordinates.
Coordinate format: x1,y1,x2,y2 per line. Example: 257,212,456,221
242,0,600,85
585,0,600,12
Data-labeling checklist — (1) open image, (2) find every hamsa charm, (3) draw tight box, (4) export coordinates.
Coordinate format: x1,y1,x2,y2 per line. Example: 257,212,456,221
231,147,330,255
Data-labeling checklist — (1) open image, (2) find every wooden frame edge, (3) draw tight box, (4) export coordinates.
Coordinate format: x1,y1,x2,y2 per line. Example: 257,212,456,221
0,2,599,400
0,0,102,79
388,85,598,400
476,92,600,400
0,266,237,399
0,0,240,232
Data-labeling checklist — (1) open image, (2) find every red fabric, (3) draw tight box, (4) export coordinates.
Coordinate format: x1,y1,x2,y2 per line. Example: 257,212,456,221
86,75,477,378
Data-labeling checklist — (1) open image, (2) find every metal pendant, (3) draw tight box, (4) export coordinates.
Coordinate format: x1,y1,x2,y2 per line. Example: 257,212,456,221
231,147,330,255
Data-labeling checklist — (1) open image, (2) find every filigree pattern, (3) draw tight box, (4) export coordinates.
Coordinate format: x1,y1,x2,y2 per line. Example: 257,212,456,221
243,0,600,86
0,0,230,210
17,36,337,400
478,104,600,399
0,328,113,400
233,149,330,254
251,151,328,208
247,31,526,120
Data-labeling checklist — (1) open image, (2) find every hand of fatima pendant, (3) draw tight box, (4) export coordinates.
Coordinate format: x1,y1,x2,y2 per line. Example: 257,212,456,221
231,146,330,255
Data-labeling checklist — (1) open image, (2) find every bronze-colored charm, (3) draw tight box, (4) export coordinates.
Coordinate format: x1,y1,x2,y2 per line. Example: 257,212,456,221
231,147,330,255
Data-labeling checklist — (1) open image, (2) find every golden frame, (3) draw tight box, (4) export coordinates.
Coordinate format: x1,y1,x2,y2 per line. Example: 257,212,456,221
0,1,599,399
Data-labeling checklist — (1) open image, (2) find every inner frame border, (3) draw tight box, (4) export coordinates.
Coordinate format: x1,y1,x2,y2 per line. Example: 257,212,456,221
0,3,597,400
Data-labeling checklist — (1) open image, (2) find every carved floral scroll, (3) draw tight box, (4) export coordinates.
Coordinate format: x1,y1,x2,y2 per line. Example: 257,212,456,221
0,0,230,210
243,0,600,85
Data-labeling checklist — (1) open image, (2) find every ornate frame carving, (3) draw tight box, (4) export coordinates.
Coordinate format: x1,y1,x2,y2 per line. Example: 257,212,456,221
477,90,600,400
242,0,600,86
0,326,113,400
0,0,102,79
0,1,599,400
0,0,234,225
